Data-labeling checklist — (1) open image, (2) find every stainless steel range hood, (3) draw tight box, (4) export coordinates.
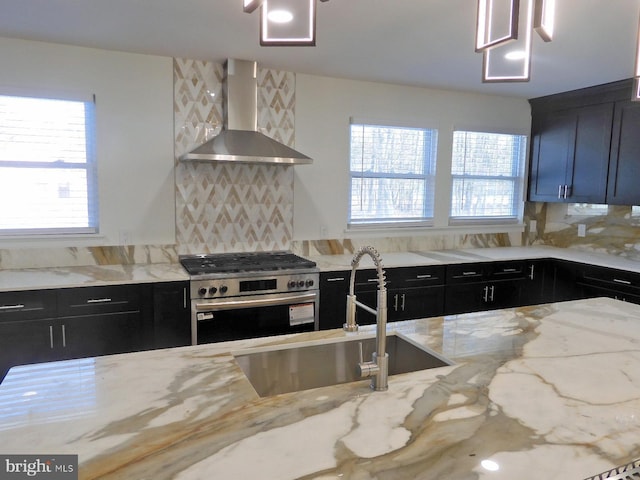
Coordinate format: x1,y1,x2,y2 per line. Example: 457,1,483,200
179,59,312,165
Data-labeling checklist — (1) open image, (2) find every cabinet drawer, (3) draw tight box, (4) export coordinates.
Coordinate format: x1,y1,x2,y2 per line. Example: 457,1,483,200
0,289,57,322
57,284,141,316
386,265,445,287
487,261,526,280
354,269,380,292
580,266,640,294
446,263,487,284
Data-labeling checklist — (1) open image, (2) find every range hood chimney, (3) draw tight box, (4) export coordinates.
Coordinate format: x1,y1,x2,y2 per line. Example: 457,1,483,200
179,59,312,165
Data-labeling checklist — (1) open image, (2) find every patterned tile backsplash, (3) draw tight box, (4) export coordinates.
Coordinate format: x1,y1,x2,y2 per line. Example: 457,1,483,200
173,58,295,255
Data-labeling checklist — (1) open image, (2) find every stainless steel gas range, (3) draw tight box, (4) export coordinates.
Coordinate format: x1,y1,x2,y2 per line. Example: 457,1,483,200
179,252,319,345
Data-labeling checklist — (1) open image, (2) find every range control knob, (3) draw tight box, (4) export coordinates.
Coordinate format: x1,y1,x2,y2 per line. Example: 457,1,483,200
209,286,218,295
219,285,228,294
288,280,297,289
198,287,207,296
297,280,305,288
305,279,315,288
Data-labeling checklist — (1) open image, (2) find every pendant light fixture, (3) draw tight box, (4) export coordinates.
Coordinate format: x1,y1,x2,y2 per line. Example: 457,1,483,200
475,0,555,82
244,0,318,46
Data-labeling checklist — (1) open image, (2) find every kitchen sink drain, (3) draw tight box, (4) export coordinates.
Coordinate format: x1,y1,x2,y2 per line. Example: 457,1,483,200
584,459,640,480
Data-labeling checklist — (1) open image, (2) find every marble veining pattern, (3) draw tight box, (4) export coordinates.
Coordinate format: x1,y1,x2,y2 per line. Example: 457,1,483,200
2,298,640,479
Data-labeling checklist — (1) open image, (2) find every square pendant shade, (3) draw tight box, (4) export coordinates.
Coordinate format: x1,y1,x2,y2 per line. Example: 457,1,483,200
533,0,555,42
260,0,316,46
482,0,533,82
475,0,520,52
243,0,262,13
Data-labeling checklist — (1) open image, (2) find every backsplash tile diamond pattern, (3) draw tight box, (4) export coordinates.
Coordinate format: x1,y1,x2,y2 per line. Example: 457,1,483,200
174,58,295,254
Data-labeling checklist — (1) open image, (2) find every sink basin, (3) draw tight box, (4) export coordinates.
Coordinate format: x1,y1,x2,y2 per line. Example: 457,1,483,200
233,333,452,397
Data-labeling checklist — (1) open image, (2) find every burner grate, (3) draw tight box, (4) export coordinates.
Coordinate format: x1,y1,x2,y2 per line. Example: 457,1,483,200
179,252,316,275
584,459,640,480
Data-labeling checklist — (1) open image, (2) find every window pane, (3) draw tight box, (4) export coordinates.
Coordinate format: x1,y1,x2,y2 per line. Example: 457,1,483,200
350,125,434,175
349,123,437,225
0,167,90,230
0,96,88,164
452,131,524,176
351,177,433,221
451,178,517,217
450,130,526,221
0,94,97,235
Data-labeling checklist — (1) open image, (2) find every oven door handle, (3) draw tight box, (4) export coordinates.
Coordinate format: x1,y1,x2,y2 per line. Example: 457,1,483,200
195,292,318,312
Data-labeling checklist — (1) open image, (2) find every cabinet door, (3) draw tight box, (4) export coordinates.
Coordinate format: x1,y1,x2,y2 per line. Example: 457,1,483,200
568,103,613,203
528,104,612,203
488,280,524,309
521,259,555,305
528,110,575,201
444,283,487,315
59,311,144,359
319,272,349,330
389,286,444,321
0,319,59,381
607,100,640,205
153,282,190,348
552,260,584,302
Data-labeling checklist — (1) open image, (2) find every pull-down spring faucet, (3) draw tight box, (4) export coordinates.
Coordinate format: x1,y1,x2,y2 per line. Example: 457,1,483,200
343,246,388,391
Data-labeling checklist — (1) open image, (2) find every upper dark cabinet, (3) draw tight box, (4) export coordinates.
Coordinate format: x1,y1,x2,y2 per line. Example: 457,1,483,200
529,103,612,203
607,100,640,205
528,79,639,205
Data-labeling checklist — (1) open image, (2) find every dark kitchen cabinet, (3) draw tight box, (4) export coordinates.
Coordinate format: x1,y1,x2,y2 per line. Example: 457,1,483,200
606,100,640,205
550,260,584,302
319,271,349,330
575,264,640,305
528,103,613,203
0,284,151,383
521,259,555,305
444,261,526,315
152,281,191,348
386,266,445,321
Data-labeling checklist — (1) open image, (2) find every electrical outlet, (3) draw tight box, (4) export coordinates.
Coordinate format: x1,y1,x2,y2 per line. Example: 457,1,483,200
577,224,586,237
119,230,131,245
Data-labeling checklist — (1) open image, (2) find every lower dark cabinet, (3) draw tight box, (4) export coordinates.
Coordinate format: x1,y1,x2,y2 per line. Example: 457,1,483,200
152,282,191,348
444,280,524,315
388,286,444,321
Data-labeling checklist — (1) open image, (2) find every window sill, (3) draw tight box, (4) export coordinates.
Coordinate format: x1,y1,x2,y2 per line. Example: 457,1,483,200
345,222,525,237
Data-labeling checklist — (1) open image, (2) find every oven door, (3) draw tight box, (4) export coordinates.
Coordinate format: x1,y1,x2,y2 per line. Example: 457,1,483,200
192,291,319,345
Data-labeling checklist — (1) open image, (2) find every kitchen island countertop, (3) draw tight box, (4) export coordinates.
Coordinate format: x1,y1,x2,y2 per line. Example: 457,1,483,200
1,297,640,479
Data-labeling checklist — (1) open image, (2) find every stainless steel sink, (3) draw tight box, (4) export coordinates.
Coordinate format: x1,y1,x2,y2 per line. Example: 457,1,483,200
233,333,452,397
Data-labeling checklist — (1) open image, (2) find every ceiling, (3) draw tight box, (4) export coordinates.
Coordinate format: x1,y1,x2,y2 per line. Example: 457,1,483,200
0,0,638,99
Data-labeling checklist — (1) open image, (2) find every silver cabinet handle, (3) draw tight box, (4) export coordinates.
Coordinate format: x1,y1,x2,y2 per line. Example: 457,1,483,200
0,304,25,311
613,278,632,285
367,278,378,283
501,268,518,273
563,185,570,199
416,274,432,279
529,264,535,280
483,286,489,302
49,325,54,349
401,294,406,311
326,277,345,282
61,324,66,348
183,288,187,309
87,298,112,304
463,271,478,276
393,294,399,311
489,285,495,302
558,185,563,199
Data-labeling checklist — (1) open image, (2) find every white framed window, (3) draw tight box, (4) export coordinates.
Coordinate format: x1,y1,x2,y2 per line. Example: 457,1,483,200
450,130,526,223
0,93,98,236
349,122,437,226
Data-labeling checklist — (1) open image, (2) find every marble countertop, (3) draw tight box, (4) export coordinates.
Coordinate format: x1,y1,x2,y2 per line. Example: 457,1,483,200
310,245,640,273
0,263,190,292
1,246,640,292
1,297,639,479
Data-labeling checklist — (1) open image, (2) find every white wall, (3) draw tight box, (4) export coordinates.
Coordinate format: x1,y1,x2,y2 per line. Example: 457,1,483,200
0,37,175,247
293,74,532,240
